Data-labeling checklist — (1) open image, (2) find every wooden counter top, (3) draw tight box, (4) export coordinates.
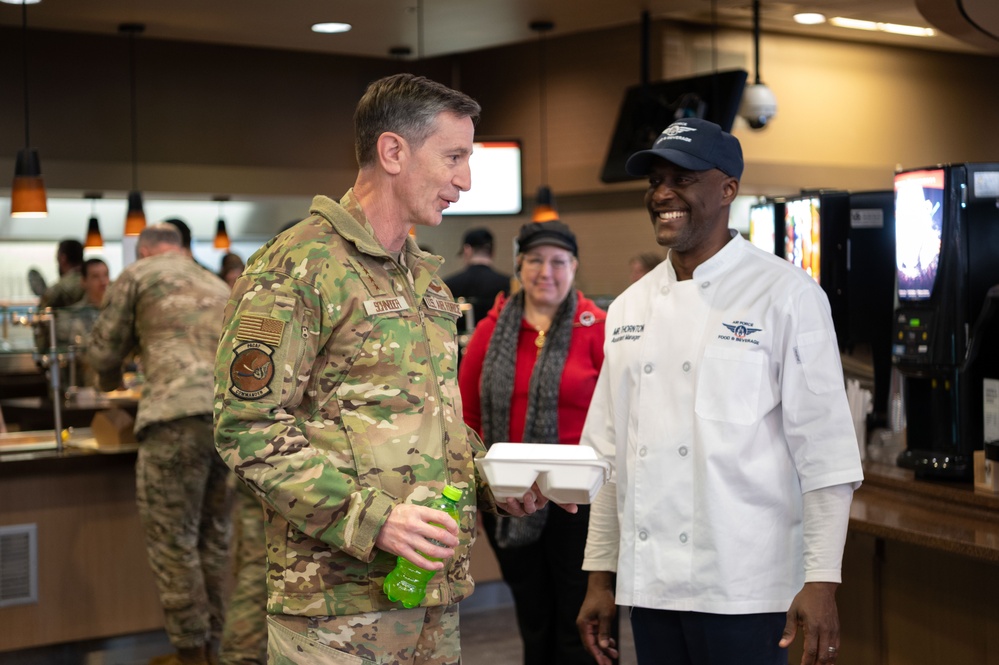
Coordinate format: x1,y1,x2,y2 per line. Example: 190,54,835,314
851,461,999,564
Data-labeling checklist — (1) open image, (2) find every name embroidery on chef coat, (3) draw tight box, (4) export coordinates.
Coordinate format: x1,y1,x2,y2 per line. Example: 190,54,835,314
719,321,763,345
611,324,644,343
230,341,276,400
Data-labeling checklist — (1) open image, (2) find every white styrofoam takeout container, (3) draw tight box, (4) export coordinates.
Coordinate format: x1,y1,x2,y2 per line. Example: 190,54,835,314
475,442,611,505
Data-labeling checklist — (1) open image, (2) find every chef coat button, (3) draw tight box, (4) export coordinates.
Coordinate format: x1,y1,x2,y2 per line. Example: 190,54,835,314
639,447,648,458
700,281,711,289
643,363,654,374
678,446,688,457
679,532,688,544
661,286,670,295
682,361,691,372
639,530,649,541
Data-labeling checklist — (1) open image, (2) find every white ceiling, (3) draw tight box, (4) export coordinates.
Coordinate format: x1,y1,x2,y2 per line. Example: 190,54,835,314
0,0,997,60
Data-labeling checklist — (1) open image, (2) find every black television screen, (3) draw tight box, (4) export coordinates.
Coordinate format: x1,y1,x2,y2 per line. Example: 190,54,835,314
442,140,523,216
894,168,944,301
600,70,748,183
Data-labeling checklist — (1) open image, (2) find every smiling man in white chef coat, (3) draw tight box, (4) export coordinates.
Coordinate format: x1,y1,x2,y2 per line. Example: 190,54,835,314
575,117,864,665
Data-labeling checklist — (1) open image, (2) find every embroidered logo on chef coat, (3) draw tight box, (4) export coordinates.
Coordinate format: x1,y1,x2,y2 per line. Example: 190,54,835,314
611,323,644,343
229,341,275,400
719,321,762,345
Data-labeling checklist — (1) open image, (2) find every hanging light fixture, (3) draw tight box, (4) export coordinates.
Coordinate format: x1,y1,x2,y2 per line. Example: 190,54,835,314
738,0,778,130
84,193,104,249
10,0,47,218
213,195,231,250
121,23,147,235
529,20,559,223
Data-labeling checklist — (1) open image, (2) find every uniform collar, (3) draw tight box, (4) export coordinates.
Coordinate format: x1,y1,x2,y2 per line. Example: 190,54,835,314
665,229,743,284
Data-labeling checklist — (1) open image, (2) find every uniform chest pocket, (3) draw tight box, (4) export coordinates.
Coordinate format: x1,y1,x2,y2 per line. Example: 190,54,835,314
694,345,765,425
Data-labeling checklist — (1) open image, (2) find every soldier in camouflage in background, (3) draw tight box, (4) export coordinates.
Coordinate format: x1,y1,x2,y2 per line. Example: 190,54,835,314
214,73,565,665
88,223,233,665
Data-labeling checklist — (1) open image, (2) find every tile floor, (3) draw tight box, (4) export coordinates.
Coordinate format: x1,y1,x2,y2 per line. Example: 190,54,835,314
0,582,637,665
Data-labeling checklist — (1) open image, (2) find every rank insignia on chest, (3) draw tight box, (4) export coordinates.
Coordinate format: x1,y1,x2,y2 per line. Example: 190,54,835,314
229,341,275,400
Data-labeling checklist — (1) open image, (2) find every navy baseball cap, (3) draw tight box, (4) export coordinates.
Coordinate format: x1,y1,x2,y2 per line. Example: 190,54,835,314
625,117,744,179
515,221,578,257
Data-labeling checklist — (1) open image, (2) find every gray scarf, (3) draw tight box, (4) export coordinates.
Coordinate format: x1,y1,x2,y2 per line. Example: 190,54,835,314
479,288,578,547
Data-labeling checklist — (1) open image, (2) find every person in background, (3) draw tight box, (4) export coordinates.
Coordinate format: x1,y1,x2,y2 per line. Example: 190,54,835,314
165,218,215,274
57,258,111,388
218,253,245,289
627,252,664,284
445,227,511,332
459,220,609,665
576,118,864,665
87,223,233,665
38,239,85,309
213,73,559,664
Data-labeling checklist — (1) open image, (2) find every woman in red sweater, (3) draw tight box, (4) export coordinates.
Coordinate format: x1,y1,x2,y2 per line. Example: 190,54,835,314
459,220,609,665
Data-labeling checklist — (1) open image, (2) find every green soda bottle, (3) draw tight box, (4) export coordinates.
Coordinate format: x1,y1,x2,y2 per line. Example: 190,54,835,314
383,485,463,608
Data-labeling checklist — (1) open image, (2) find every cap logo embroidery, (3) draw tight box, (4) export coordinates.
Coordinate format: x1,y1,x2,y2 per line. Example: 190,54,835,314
229,341,275,400
658,124,698,145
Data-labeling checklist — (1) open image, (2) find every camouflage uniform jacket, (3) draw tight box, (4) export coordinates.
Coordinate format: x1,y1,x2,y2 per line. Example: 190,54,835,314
39,268,84,309
214,191,488,618
87,253,230,433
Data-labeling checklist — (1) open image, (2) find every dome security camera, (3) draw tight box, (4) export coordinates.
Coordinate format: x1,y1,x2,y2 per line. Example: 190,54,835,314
739,83,778,130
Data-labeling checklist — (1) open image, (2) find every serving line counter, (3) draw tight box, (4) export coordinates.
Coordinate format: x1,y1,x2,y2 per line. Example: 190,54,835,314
0,429,163,653
838,462,999,665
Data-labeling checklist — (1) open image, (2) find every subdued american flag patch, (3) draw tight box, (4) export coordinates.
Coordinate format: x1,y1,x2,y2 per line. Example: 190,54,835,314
236,314,285,346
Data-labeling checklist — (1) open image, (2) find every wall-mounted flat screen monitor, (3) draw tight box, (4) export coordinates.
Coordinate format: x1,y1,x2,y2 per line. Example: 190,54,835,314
443,140,522,216
894,168,944,302
784,197,821,283
600,69,748,183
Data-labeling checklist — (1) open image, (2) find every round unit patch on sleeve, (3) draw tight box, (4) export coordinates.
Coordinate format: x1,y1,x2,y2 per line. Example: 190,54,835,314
229,341,276,400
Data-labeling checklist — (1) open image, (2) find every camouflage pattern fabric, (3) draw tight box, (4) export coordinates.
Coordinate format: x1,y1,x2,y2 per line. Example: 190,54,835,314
39,267,84,309
266,605,460,665
136,415,233,649
220,478,268,665
87,252,231,433
214,191,492,619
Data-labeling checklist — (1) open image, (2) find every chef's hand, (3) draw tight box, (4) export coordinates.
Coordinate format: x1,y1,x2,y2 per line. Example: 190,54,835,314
501,481,578,516
375,503,459,571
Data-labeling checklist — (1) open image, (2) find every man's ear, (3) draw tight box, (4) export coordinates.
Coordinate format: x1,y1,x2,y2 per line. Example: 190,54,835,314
721,176,740,205
377,132,406,175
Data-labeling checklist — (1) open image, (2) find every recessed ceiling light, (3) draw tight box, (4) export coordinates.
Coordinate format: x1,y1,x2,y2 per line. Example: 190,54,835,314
829,17,878,31
829,16,934,37
793,13,826,25
0,0,42,4
880,23,935,37
312,22,352,34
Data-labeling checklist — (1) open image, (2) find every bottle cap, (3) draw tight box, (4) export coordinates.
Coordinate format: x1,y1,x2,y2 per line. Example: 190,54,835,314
442,485,463,502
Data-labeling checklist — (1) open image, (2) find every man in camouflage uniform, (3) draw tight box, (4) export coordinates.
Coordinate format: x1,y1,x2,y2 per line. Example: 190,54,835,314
39,238,85,309
88,223,233,665
214,73,554,665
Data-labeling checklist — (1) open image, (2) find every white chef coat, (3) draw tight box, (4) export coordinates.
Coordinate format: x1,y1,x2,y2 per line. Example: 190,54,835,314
581,231,864,615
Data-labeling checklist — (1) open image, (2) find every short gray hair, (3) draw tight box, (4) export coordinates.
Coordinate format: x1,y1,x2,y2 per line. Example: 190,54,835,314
354,73,481,168
137,223,183,253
